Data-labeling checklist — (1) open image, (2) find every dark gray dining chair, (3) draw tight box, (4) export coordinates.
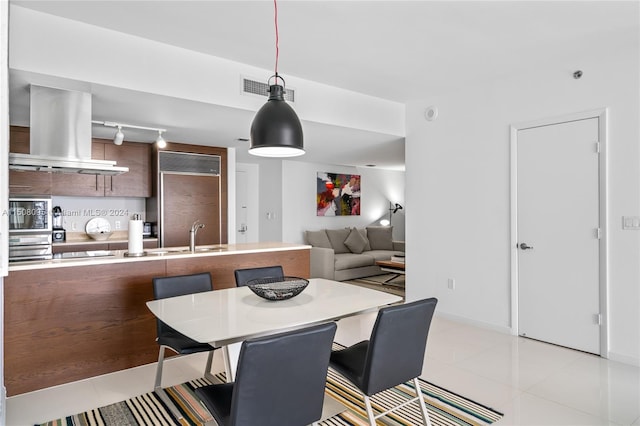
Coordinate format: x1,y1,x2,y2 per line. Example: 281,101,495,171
195,321,337,426
329,298,438,426
234,265,284,286
152,272,217,420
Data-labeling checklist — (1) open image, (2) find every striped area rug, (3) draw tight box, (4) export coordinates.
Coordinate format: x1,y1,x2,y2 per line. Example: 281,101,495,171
38,369,501,426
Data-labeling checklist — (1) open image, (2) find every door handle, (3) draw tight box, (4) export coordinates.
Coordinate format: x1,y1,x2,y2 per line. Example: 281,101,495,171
519,243,534,250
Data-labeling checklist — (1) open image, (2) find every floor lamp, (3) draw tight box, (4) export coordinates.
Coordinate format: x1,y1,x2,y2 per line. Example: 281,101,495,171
379,202,403,226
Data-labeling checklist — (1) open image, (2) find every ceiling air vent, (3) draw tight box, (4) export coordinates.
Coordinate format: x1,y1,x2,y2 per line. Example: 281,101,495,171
242,77,295,102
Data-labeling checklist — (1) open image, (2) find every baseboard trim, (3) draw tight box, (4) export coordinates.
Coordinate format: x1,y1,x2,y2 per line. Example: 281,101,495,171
434,311,513,335
607,351,640,367
435,313,640,367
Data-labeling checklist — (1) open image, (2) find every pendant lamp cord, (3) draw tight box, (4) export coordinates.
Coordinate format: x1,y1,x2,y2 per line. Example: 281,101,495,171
274,0,281,85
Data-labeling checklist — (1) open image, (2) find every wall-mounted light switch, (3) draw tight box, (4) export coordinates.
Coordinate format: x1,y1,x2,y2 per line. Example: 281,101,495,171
447,278,455,290
622,216,640,230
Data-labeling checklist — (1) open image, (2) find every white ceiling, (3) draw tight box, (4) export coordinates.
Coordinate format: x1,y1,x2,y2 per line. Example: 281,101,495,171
8,1,638,169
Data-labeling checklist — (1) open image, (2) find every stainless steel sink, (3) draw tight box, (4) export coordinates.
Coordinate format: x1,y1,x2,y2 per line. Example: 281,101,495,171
195,247,222,252
148,248,189,255
148,246,223,255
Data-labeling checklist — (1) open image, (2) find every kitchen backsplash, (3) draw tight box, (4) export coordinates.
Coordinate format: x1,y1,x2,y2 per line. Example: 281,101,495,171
52,196,146,233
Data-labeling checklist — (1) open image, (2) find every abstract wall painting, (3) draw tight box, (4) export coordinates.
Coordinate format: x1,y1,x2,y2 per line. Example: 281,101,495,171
317,172,361,216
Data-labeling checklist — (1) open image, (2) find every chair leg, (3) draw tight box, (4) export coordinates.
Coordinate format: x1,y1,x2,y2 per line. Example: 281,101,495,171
156,387,185,422
154,346,184,422
154,346,166,390
414,377,432,426
363,395,377,426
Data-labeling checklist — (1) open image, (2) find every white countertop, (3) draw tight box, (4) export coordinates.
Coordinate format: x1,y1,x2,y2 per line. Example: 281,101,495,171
8,242,311,271
146,278,402,346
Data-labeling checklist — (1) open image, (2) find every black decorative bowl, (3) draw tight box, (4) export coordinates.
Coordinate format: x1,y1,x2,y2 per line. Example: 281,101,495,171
246,276,309,301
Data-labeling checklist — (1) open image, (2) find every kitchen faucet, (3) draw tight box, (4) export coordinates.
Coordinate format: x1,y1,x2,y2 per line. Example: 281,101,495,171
189,220,205,252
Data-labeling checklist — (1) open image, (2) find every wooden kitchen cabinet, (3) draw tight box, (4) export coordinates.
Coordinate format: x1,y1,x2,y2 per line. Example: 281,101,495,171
104,142,152,197
8,127,52,195
50,141,106,196
9,170,52,195
51,141,151,197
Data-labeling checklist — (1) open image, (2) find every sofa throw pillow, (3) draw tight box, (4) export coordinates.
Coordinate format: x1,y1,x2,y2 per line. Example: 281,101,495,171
326,228,351,254
344,227,368,254
305,230,332,249
366,226,394,250
357,228,372,251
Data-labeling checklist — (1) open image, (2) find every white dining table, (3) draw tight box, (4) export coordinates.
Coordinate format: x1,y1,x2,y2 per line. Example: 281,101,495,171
146,278,401,375
146,278,402,421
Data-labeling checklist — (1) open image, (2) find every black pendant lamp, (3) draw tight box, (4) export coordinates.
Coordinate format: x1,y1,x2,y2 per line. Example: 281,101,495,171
249,0,304,158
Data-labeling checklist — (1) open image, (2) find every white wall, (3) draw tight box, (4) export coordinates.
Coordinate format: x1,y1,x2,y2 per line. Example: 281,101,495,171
406,41,640,364
282,160,405,244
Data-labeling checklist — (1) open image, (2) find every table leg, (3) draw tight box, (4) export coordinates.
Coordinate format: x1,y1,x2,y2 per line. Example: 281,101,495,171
222,342,242,382
382,273,401,283
379,266,405,284
320,394,347,421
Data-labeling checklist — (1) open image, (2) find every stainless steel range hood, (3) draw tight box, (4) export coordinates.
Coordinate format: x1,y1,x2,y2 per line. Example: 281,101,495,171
8,85,129,175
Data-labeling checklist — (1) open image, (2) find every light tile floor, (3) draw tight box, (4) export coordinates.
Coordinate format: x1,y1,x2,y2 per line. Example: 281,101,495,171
6,313,640,426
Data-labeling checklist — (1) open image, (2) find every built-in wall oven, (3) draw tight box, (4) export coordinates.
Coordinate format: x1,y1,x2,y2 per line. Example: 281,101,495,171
8,197,53,262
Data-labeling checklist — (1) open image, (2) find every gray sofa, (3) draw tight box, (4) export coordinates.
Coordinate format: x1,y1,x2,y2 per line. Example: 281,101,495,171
304,226,405,281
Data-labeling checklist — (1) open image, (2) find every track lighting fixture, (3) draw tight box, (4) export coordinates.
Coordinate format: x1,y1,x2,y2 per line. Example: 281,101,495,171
114,126,124,145
92,120,167,147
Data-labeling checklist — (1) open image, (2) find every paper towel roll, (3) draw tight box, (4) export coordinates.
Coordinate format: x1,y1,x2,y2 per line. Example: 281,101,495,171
128,219,144,254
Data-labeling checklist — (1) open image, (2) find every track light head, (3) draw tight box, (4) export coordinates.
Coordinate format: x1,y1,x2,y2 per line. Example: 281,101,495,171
114,126,124,145
156,130,167,149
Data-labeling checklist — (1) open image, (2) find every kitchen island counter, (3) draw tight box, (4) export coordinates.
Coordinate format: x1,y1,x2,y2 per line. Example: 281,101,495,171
5,242,310,396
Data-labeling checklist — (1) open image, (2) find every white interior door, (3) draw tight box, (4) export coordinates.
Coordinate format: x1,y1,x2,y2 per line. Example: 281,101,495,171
516,117,601,354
